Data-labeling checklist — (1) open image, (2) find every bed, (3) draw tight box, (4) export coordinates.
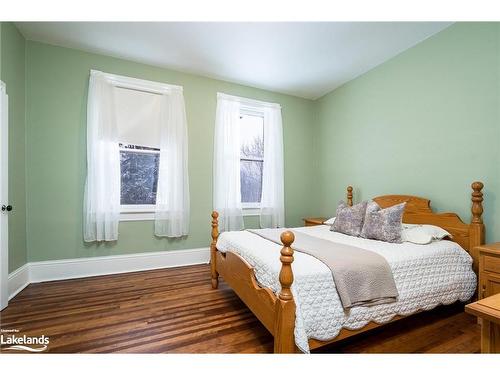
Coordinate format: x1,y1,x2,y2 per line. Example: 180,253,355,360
209,182,485,353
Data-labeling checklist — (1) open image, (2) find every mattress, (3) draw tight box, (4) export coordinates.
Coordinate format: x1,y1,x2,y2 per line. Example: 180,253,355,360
216,225,477,353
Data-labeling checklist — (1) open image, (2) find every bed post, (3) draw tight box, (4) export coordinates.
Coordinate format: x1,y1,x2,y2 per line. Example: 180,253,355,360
274,231,296,353
469,181,485,272
210,211,219,289
347,186,353,207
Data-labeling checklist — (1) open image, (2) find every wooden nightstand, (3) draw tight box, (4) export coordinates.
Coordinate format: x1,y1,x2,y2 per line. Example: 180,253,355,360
465,293,500,353
303,217,327,227
476,243,500,300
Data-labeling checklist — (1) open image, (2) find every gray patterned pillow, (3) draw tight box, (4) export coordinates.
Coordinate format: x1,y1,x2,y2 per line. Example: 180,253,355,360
360,201,406,243
331,200,368,237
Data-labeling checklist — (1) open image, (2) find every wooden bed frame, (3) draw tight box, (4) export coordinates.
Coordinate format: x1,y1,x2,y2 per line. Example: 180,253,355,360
209,181,485,353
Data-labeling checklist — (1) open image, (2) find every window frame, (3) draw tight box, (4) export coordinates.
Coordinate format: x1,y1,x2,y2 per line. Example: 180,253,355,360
92,70,180,222
119,144,160,219
239,107,265,213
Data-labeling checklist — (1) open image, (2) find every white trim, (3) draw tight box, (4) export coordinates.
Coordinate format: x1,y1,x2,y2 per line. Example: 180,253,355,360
120,204,156,213
91,69,183,94
217,92,281,109
8,264,29,301
242,208,260,217
0,82,8,310
242,202,261,209
119,147,160,155
29,248,210,283
7,248,209,300
119,212,155,221
240,156,264,162
120,204,156,221
240,107,265,118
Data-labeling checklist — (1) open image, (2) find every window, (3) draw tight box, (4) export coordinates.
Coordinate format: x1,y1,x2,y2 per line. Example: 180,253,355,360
84,70,189,239
239,111,264,209
214,92,283,230
113,84,163,219
119,144,160,206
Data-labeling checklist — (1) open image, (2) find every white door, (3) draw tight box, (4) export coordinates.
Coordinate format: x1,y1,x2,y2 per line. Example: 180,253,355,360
0,81,9,310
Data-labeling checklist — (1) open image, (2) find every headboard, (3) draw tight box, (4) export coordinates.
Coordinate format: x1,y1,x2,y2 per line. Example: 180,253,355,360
346,182,485,272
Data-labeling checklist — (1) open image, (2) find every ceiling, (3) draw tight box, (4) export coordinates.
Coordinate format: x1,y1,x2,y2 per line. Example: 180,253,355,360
16,22,452,99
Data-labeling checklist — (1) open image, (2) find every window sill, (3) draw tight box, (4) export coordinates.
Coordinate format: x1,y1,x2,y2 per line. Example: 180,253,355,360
243,208,260,217
120,211,155,222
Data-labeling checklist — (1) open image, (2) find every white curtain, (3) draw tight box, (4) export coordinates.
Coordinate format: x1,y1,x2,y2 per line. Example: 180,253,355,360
83,71,121,242
260,106,285,228
154,89,190,237
213,95,244,232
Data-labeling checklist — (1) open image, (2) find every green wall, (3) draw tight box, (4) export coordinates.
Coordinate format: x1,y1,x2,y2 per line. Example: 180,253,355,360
1,23,28,272
5,21,500,268
25,41,319,262
316,22,500,243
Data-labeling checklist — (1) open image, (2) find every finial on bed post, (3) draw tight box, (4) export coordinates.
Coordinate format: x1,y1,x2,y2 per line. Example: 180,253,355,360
210,211,220,289
278,231,295,301
347,186,353,207
471,181,484,224
469,181,485,272
274,231,296,353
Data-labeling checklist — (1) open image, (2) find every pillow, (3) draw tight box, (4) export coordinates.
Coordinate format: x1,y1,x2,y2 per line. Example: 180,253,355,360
360,201,406,243
402,223,452,243
401,225,433,244
324,217,336,225
331,201,368,237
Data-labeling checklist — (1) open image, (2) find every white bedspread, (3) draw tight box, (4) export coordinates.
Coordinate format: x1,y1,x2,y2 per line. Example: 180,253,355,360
216,225,476,353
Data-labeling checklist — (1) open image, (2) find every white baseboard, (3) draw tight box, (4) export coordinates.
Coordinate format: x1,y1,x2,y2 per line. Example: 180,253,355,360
7,247,210,301
8,263,30,301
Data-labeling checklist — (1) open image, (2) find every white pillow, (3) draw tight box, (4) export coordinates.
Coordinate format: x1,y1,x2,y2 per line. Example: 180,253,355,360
324,217,336,225
401,223,452,245
401,226,433,244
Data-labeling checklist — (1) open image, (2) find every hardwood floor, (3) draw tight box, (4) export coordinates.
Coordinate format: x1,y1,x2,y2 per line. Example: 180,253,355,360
0,264,480,353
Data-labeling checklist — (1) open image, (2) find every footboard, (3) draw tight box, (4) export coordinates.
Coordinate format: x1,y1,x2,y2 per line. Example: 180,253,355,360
210,211,296,353
215,250,277,333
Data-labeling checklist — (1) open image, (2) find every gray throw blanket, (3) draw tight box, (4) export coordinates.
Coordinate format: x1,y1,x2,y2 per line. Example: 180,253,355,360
248,228,398,309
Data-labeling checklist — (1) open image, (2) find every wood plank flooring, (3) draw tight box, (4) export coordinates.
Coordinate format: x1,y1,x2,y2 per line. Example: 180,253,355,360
0,264,480,353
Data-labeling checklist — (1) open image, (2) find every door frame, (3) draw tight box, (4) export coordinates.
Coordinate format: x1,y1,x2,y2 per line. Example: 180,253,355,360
0,80,9,310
